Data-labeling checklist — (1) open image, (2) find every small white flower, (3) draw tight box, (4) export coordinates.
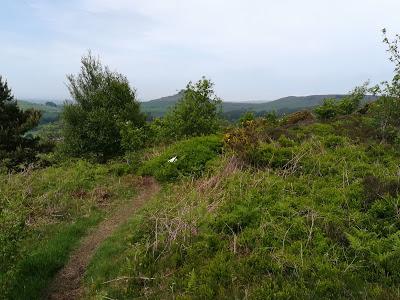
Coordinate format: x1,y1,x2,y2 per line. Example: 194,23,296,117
168,156,177,163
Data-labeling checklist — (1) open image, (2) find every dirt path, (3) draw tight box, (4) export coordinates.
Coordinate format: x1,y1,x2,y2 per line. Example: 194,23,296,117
46,177,160,300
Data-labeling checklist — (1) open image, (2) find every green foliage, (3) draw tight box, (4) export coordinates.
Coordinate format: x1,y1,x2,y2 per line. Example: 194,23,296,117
0,76,43,171
138,135,222,181
34,121,63,143
7,214,101,300
119,122,148,152
239,111,255,126
62,52,146,161
250,143,293,168
367,30,400,142
314,84,367,121
263,111,279,124
142,93,353,122
17,100,61,126
162,77,222,139
0,160,139,298
84,127,400,298
314,98,338,120
224,118,276,162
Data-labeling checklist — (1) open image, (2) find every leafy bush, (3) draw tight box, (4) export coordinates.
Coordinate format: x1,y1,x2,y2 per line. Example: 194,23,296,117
138,135,222,181
62,52,145,161
315,84,367,121
162,77,222,140
314,98,339,120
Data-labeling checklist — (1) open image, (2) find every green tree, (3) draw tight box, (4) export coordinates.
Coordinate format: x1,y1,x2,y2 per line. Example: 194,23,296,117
370,29,400,142
338,83,368,115
314,98,338,120
0,76,41,170
163,77,222,139
315,83,367,121
62,52,146,160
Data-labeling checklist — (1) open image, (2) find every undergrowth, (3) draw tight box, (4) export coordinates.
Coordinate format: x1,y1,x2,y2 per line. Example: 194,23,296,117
138,135,223,182
83,117,400,299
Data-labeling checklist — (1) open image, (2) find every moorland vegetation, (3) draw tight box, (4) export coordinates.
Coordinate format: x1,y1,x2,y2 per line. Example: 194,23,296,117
1,30,400,299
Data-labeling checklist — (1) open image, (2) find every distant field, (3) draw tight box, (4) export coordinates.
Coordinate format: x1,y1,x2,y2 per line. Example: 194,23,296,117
17,100,62,125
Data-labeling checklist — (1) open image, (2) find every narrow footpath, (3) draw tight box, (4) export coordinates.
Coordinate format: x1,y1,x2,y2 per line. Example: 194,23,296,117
47,177,160,300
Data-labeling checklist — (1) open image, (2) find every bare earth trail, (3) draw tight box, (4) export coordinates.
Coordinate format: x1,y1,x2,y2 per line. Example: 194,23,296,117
47,177,160,300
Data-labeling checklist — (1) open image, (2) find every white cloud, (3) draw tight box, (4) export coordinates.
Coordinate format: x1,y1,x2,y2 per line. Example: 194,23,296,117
1,0,400,100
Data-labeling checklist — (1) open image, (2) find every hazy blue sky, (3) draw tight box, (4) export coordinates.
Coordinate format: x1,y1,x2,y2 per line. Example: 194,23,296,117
1,0,400,102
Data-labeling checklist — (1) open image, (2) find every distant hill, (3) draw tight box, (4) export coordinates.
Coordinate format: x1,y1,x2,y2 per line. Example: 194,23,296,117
141,94,376,120
140,91,185,117
18,93,376,124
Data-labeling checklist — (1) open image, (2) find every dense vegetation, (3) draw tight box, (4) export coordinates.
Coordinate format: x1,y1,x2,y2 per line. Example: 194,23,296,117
0,77,45,171
62,52,146,161
2,29,400,299
17,100,61,126
84,119,400,299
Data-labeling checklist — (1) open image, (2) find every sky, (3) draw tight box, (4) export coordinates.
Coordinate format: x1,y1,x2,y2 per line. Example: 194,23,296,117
1,0,400,102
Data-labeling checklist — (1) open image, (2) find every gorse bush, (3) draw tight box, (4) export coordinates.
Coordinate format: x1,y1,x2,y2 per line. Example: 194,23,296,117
138,135,223,181
238,111,255,126
281,110,315,126
62,52,146,161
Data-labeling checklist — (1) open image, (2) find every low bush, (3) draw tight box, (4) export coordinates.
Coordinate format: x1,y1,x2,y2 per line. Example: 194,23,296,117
138,135,223,181
282,110,315,127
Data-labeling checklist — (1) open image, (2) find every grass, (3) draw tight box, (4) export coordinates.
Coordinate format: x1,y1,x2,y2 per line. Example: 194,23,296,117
82,117,400,299
3,110,400,299
8,213,102,299
0,159,139,299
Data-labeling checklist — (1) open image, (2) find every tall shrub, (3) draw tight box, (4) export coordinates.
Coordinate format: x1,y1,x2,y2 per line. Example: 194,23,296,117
0,76,41,170
62,52,145,160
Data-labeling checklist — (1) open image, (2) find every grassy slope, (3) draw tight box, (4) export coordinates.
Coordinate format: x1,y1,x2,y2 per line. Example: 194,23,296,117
83,119,400,299
0,160,140,299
